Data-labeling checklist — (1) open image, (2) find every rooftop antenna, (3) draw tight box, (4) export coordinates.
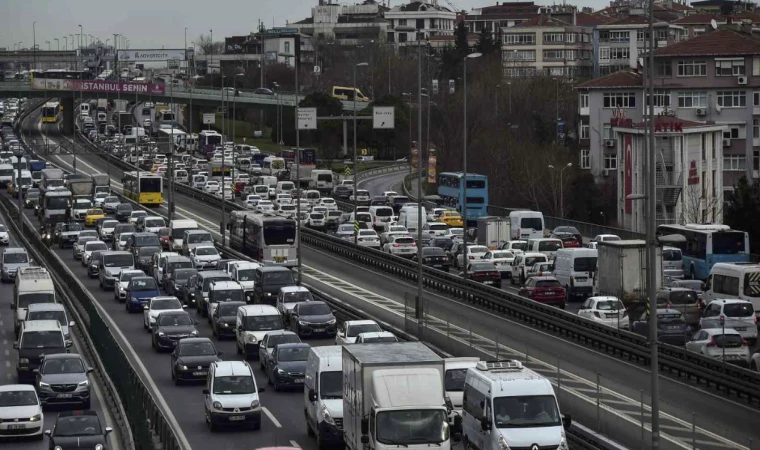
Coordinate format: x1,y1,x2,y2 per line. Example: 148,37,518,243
710,18,718,29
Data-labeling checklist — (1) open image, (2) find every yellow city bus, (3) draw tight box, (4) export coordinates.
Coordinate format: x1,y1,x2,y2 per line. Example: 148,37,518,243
122,171,163,206
41,102,61,123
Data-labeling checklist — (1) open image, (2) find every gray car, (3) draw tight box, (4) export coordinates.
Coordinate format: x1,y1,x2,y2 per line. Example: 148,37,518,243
35,353,93,409
1,247,30,282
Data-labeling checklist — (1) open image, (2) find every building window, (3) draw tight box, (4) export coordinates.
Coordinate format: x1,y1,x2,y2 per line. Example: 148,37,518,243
604,153,617,170
543,50,565,60
603,124,612,139
503,50,535,61
723,155,747,171
610,47,630,60
723,127,741,139
580,123,590,139
599,30,630,42
399,33,407,43
755,92,760,106
387,32,395,43
398,19,407,26
754,150,760,171
284,42,290,54
503,33,536,45
677,91,707,108
416,19,424,29
580,93,589,109
599,47,610,60
677,60,707,76
655,61,672,77
646,89,671,107
544,33,565,43
603,92,636,108
566,33,577,43
717,91,746,108
715,59,745,76
580,149,591,169
754,118,759,139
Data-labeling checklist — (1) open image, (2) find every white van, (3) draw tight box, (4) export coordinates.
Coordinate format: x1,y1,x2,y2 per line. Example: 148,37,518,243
173,169,189,184
553,248,597,299
235,304,284,360
304,189,321,206
168,219,199,252
276,181,295,196
704,263,760,321
462,360,568,450
508,211,545,240
309,170,334,192
526,238,563,260
304,346,344,447
80,103,90,115
192,174,207,189
369,206,395,230
262,156,287,176
444,357,479,424
398,206,427,234
13,267,56,336
662,246,684,281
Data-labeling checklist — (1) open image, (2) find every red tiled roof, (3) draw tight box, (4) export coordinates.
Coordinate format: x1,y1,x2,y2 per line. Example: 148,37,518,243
671,13,724,24
574,12,613,26
513,15,570,27
669,2,695,11
653,28,760,57
603,16,668,25
576,69,643,89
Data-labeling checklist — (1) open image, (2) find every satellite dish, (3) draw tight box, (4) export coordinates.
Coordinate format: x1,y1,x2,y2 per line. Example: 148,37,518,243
710,19,718,29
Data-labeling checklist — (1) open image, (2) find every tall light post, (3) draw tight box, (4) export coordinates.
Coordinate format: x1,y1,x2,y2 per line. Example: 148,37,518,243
352,61,368,245
220,74,228,245
280,51,302,282
32,21,36,72
184,27,188,77
209,29,213,77
54,38,59,51
46,41,50,51
548,163,572,217
64,36,67,51
461,52,482,281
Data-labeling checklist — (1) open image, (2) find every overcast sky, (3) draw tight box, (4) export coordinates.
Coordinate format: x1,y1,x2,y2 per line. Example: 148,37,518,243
2,0,610,50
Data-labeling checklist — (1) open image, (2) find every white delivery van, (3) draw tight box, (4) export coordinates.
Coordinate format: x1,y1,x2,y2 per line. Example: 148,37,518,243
276,181,295,196
704,263,760,321
168,219,199,252
526,238,564,260
13,267,56,336
553,248,597,299
508,211,545,240
661,246,684,281
305,346,344,448
309,170,334,192
174,169,189,184
398,206,427,234
444,357,479,424
369,206,395,230
235,304,284,359
462,360,569,450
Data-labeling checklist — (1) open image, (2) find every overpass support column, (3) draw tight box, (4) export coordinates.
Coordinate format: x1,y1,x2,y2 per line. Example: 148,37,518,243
342,120,348,157
61,97,75,135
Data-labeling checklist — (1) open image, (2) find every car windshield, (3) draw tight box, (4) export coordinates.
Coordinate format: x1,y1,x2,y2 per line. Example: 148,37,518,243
278,346,309,362
105,196,118,203
520,218,543,230
423,248,445,256
662,249,682,261
471,263,495,272
658,313,685,324
444,368,468,392
537,241,562,251
573,257,597,272
21,331,63,348
158,314,193,326
556,227,580,234
42,358,84,374
361,335,398,343
212,289,244,303
117,204,132,212
319,371,342,399
594,300,624,311
218,302,242,316
673,280,705,291
236,269,256,281
347,323,381,337
77,237,96,245
86,242,108,252
18,293,55,308
667,290,697,305
0,390,38,406
171,227,195,239
284,291,313,303
135,235,160,247
267,334,301,348
102,221,118,229
139,246,161,257
524,256,545,267
145,219,164,227
152,299,181,310
195,247,218,256
188,234,212,244
243,315,282,331
130,279,157,291
723,303,754,317
54,416,102,436
376,409,449,445
213,375,255,395
713,333,744,348
298,303,331,316
263,271,295,284
105,254,134,267
493,395,561,428
179,341,216,356
536,280,561,288
3,252,28,263
27,310,66,324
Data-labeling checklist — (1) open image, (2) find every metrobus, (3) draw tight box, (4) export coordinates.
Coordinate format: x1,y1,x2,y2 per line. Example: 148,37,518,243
157,128,188,153
40,69,92,80
279,148,316,165
437,172,489,224
656,224,750,280
122,171,164,206
41,102,61,123
199,130,222,157
228,211,298,267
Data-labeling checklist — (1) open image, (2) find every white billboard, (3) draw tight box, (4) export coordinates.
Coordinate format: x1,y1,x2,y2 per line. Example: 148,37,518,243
117,49,186,62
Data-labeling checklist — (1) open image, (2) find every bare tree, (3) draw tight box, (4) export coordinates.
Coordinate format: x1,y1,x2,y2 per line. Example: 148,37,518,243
196,33,223,55
679,184,724,224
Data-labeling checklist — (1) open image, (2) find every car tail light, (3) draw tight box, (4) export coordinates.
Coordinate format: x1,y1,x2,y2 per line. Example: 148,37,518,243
538,271,543,276
706,337,716,347
393,244,399,247
258,249,263,260
411,242,416,247
493,262,498,266
358,238,364,242
742,338,750,346
755,315,758,325
593,311,601,318
469,255,475,259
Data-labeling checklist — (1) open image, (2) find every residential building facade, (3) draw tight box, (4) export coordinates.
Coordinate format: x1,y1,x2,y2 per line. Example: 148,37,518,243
385,1,457,44
465,2,542,36
292,2,389,45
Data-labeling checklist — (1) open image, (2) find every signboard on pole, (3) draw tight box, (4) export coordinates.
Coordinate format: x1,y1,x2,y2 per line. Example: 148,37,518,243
432,80,439,95
372,106,394,129
411,142,419,174
117,49,186,62
202,113,216,125
427,148,437,184
31,78,165,95
297,107,317,130
448,80,455,94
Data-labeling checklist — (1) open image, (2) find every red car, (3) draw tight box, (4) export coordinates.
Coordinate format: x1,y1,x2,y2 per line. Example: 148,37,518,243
158,227,171,250
518,276,566,309
551,233,580,248
234,181,247,195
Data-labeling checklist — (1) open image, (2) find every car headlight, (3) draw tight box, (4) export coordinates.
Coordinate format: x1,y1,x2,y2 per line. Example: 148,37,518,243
221,322,228,327
95,444,104,450
212,401,223,410
558,437,569,450
276,368,286,375
191,330,198,336
20,358,29,364
265,292,272,296
29,413,41,422
327,318,337,324
321,404,336,425
251,399,260,408
245,334,257,344
179,365,188,371
131,297,138,304
299,320,308,326
158,332,165,337
38,381,50,388
55,446,63,450
498,434,511,450
78,380,89,386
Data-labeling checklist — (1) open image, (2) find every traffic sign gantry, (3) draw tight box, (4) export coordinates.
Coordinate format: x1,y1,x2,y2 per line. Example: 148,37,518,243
297,107,317,130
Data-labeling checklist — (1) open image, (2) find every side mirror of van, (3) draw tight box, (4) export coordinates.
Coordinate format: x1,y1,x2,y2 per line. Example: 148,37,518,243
480,416,491,432
308,389,317,402
65,340,73,348
202,388,210,395
360,418,369,435
562,414,572,430
69,321,76,327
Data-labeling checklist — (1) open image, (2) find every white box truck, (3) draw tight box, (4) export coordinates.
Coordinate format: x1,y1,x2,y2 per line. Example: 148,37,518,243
476,216,510,249
342,342,455,450
594,240,662,304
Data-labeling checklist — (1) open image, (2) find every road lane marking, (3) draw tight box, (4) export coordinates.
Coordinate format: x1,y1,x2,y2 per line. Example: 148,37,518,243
289,440,300,448
262,407,282,428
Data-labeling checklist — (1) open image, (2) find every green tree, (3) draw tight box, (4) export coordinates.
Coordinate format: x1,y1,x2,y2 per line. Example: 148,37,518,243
454,21,469,58
724,176,760,253
476,29,498,56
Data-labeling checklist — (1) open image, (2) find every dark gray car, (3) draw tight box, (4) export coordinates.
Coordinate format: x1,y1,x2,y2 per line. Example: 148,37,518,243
289,301,337,338
152,311,198,352
35,353,93,408
45,411,112,449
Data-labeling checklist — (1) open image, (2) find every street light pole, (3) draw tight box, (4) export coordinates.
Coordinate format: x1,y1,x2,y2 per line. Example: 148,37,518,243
352,62,368,245
55,38,59,51
548,163,572,217
462,52,482,281
280,51,301,282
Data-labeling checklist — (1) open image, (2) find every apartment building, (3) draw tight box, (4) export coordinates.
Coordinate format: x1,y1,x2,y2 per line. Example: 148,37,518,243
385,1,457,44
673,13,760,39
465,2,542,36
292,2,389,45
501,15,596,78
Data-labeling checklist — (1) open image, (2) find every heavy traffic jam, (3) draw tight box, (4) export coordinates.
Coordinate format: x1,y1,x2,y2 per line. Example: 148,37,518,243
1,86,759,450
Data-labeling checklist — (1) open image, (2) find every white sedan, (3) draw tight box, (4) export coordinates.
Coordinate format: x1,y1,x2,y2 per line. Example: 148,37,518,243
0,224,8,245
383,235,418,258
143,296,185,330
356,229,381,248
349,190,371,203
129,211,148,225
456,245,489,268
275,194,292,207
93,192,109,207
577,296,629,330
686,328,751,365
256,200,275,213
482,250,516,277
0,384,43,439
203,181,220,194
82,240,109,266
114,269,145,302
277,204,297,218
317,198,338,211
335,320,382,345
245,194,262,209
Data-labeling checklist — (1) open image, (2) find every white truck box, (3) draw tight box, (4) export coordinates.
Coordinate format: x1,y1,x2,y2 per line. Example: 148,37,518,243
595,240,662,304
476,216,510,249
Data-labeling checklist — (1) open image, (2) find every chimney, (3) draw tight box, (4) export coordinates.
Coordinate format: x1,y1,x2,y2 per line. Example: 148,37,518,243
573,9,577,25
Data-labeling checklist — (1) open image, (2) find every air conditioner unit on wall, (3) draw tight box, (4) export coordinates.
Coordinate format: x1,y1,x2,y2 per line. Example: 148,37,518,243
603,169,610,177
605,139,615,147
738,75,748,85
723,139,731,147
696,108,706,116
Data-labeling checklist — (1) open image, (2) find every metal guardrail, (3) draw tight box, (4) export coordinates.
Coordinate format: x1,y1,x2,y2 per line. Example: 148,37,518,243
74,130,760,408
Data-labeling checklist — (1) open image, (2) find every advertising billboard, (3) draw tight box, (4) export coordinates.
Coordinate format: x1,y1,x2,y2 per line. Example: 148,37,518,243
31,78,165,95
225,36,248,54
117,49,186,62
427,149,437,184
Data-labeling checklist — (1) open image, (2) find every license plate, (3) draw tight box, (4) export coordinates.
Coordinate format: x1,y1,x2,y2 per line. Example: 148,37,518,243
193,371,207,376
295,379,304,383
229,416,245,421
8,424,25,430
483,281,493,285
605,314,618,318
57,393,73,399
734,327,747,331
274,257,286,262
313,328,324,333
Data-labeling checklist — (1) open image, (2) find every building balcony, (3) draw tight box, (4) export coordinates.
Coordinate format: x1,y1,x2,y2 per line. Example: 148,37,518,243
580,106,590,116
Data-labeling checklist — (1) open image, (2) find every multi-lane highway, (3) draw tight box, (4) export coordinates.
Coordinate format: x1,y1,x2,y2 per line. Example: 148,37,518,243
0,200,120,450
18,102,760,450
